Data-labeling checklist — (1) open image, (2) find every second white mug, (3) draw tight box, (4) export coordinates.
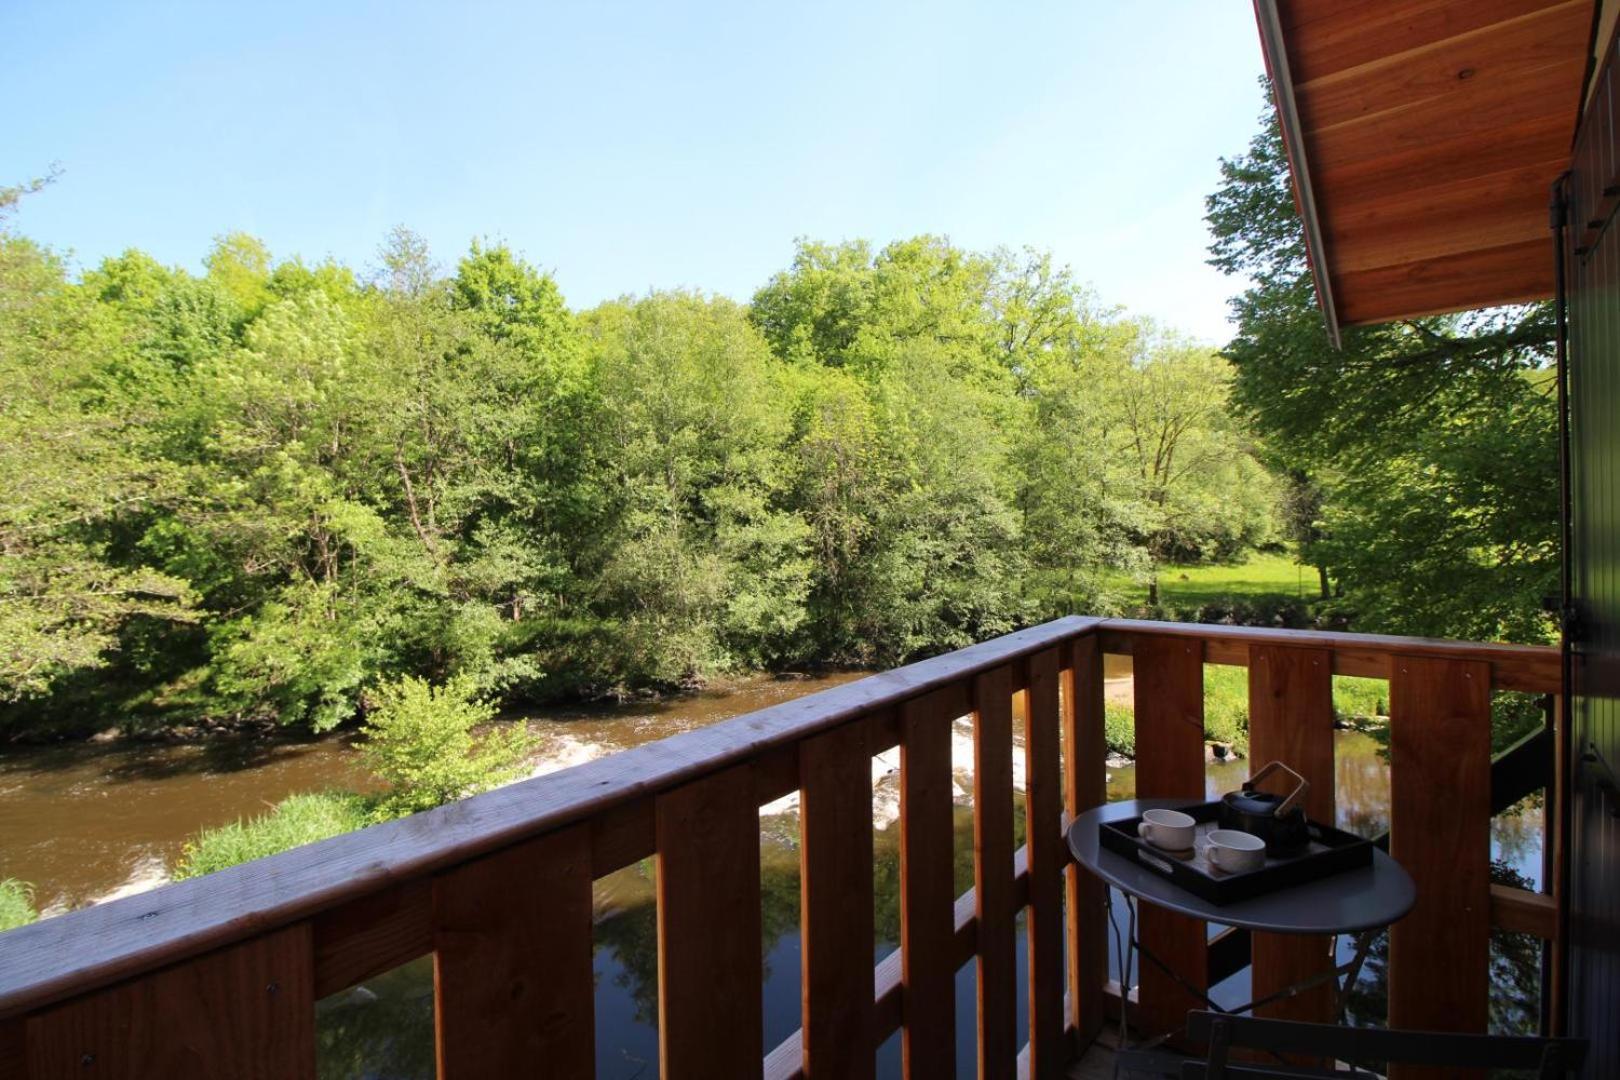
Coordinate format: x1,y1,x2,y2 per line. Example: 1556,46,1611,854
1206,829,1266,874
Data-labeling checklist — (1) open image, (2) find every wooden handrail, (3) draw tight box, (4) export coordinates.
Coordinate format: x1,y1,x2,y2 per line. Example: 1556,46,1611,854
1098,619,1560,693
0,616,1563,1080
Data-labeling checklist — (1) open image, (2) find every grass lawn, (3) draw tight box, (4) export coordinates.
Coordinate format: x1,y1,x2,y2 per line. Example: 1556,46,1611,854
1112,552,1315,608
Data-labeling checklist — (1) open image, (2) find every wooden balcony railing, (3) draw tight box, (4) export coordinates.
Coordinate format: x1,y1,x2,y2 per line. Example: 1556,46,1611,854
0,617,1561,1079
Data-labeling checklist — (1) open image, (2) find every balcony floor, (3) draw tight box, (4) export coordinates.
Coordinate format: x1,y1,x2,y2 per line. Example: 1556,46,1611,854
1061,1028,1122,1079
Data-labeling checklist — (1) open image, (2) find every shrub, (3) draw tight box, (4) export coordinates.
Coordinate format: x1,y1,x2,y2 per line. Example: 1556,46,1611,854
173,791,371,880
361,675,536,819
0,879,37,932
1104,702,1135,757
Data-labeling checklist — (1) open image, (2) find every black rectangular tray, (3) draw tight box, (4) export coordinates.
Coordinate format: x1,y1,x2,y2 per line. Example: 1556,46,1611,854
1099,801,1373,905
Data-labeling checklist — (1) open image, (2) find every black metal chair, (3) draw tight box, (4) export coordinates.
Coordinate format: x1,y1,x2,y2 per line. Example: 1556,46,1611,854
1177,1011,1589,1080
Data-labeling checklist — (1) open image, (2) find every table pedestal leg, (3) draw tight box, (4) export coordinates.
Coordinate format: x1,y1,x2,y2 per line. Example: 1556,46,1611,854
1110,897,1383,1067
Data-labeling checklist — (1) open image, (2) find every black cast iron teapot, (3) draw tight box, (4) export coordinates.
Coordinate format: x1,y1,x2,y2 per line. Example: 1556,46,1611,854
1219,760,1310,855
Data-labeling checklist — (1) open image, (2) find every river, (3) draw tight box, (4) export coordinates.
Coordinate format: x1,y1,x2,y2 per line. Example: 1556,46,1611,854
0,659,1546,1076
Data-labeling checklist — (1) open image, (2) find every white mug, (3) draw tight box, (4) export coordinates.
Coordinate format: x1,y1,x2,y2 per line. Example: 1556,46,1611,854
1206,829,1266,874
1136,809,1196,852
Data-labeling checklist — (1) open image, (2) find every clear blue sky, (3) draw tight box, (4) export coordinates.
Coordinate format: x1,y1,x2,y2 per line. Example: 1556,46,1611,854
1,1,1267,343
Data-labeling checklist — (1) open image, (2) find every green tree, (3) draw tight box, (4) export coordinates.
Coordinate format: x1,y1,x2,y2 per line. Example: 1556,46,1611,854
0,227,194,704
1113,337,1279,603
1206,84,1557,642
582,292,811,685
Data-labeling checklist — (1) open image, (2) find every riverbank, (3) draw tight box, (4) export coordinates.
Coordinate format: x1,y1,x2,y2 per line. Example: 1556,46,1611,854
0,670,869,913
0,658,1393,915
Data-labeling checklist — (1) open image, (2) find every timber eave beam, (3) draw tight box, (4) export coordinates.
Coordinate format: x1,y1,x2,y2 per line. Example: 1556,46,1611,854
1255,0,1343,349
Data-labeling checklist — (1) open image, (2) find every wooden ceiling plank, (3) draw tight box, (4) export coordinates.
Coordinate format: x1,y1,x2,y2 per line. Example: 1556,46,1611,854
1296,3,1590,132
1328,204,1550,273
1301,63,1578,173
1312,120,1571,208
1326,159,1569,232
1336,238,1552,324
1342,283,1553,325
1281,0,1571,84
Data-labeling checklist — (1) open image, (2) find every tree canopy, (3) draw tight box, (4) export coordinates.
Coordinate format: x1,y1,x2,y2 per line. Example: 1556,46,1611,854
0,207,1278,734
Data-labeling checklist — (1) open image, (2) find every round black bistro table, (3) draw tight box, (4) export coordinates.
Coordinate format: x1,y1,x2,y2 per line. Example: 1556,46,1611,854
1066,798,1417,1047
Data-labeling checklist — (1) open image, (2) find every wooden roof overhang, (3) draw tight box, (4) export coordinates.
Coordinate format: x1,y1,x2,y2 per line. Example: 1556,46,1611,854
1253,0,1596,345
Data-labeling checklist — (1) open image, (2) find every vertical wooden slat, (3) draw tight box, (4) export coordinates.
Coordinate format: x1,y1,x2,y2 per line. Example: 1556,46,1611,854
433,825,595,1080
1247,644,1337,1029
25,924,315,1079
1023,648,1066,1080
1389,657,1491,1078
1131,634,1209,1040
800,719,875,1080
313,878,433,998
1064,635,1108,1049
657,764,764,1080
899,683,964,1080
974,664,1018,1080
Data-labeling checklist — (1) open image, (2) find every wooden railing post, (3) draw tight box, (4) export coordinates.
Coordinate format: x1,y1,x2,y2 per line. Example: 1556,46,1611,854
973,665,1018,1080
433,826,595,1079
1131,634,1210,1040
656,764,764,1080
898,684,967,1080
1023,648,1067,1080
1388,656,1491,1078
1064,635,1108,1050
1247,644,1337,1029
23,925,315,1079
799,719,876,1080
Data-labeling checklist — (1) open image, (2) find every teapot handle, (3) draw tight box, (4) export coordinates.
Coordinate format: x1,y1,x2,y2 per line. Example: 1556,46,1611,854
1244,760,1309,818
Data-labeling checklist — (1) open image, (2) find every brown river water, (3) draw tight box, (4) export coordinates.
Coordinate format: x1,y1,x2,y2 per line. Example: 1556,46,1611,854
0,658,1545,1077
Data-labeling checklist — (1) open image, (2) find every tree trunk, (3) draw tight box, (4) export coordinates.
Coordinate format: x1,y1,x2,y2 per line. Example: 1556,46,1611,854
1316,564,1330,600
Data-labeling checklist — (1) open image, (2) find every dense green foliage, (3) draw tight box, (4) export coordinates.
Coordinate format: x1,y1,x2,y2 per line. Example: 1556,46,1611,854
172,792,371,880
0,878,37,931
2,200,1280,735
1206,85,1559,644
